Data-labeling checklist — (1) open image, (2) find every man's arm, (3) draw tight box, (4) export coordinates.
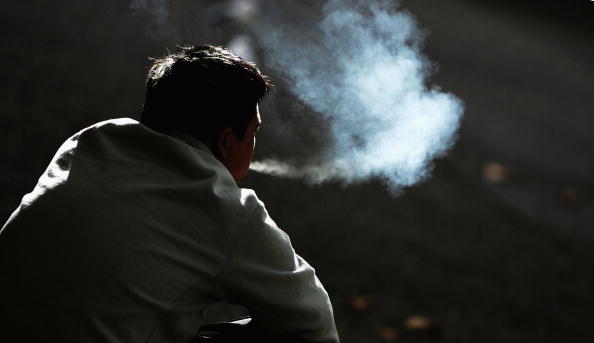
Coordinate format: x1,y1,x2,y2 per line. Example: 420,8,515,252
213,199,339,343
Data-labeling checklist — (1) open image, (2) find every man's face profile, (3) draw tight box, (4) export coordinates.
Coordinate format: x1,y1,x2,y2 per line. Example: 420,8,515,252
217,105,262,182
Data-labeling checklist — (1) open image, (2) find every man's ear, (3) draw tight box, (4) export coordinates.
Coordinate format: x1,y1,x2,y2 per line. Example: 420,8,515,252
216,128,234,161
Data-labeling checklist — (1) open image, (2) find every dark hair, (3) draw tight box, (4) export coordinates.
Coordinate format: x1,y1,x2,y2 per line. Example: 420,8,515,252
140,45,270,141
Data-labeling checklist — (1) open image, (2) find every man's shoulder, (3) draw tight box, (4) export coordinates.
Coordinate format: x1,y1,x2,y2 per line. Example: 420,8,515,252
45,118,268,216
86,117,139,129
73,117,218,172
40,117,238,202
71,117,140,140
76,117,161,143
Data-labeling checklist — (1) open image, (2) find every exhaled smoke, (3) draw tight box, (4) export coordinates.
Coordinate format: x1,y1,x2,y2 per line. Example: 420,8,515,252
250,159,355,184
252,0,464,191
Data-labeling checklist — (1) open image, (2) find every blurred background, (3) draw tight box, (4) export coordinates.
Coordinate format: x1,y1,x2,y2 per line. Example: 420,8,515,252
1,0,593,342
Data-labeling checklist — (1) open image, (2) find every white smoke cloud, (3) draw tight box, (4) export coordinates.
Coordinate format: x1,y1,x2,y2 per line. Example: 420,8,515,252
128,0,463,192
252,0,464,191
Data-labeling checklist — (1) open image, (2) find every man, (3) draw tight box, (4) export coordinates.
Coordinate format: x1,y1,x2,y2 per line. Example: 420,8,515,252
0,45,339,343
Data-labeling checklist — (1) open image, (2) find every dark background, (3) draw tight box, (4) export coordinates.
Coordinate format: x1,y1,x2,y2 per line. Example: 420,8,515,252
2,1,593,342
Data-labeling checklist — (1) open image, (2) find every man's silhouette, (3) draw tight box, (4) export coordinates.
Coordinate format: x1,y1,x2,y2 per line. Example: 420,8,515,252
0,45,338,343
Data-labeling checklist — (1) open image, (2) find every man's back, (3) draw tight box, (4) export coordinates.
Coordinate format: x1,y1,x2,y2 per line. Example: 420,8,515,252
0,119,338,342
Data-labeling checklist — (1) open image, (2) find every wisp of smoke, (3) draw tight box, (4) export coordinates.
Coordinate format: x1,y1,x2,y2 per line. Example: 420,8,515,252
129,0,177,39
253,0,464,191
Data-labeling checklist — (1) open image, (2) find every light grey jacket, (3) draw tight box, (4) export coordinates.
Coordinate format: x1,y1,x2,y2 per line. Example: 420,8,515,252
0,118,338,343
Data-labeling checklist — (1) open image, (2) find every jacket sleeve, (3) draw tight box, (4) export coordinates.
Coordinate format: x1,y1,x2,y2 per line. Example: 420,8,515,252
213,200,339,343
